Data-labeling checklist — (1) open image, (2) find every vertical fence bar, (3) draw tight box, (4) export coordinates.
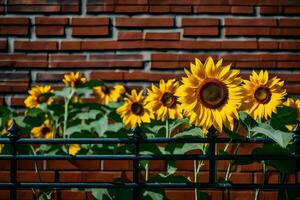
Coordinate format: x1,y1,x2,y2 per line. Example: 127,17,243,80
8,121,20,200
133,125,141,200
208,127,217,185
294,123,300,184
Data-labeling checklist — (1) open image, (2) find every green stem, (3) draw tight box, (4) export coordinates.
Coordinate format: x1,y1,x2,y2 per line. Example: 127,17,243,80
165,119,169,138
194,160,198,200
63,89,75,138
145,162,149,182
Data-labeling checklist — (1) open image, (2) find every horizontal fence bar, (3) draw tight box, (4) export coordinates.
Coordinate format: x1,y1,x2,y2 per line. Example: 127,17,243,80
0,137,280,144
0,154,299,160
0,182,299,189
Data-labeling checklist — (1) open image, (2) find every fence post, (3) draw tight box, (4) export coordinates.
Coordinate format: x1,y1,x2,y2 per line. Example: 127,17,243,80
293,123,300,184
8,121,20,200
133,125,141,200
208,127,217,185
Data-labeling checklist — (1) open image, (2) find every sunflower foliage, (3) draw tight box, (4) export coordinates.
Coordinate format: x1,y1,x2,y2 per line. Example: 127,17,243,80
0,58,299,200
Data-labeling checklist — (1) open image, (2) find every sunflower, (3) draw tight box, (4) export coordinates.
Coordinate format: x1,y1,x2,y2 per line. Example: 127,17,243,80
283,98,300,131
175,57,243,132
63,72,87,88
145,79,182,121
117,89,154,129
24,85,54,108
31,119,54,139
93,84,126,105
69,144,81,155
241,70,286,120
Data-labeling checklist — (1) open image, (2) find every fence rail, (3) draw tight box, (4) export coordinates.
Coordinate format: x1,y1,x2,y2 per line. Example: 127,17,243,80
0,122,300,200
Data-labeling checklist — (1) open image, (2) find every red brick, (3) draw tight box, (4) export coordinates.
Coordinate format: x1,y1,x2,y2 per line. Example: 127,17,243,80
123,71,182,81
36,26,65,36
0,190,33,200
114,5,148,13
225,27,271,36
222,41,257,49
87,4,114,13
59,191,87,200
218,172,253,183
287,84,300,94
0,17,29,24
277,61,300,68
71,17,109,26
260,6,283,15
90,71,124,81
46,160,100,170
279,41,300,50
284,6,300,14
238,163,262,171
72,27,109,36
194,5,231,13
103,160,132,170
184,27,219,36
151,61,190,69
0,97,4,105
230,191,255,200
51,61,143,68
10,97,26,107
149,5,192,13
118,31,143,40
61,4,80,13
181,18,219,26
0,83,28,93
51,54,86,61
225,18,277,26
115,17,174,28
14,41,58,51
0,40,6,50
0,26,28,36
60,41,81,51
17,171,55,182
231,6,254,14
59,171,85,182
7,5,61,13
85,171,123,182
279,19,300,27
255,172,279,184
35,17,68,25
145,32,180,40
90,54,143,60
258,41,278,50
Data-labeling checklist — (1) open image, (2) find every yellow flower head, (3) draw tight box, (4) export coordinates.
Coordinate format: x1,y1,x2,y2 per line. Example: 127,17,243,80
63,72,87,88
24,85,54,108
93,84,126,105
145,79,183,121
176,57,243,132
241,70,286,120
283,98,300,131
117,89,154,129
69,144,81,155
31,119,53,139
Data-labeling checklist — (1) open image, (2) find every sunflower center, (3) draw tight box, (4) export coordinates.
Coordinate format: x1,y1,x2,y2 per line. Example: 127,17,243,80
161,92,177,108
254,87,272,104
38,95,48,103
131,102,143,115
41,126,50,136
197,78,228,109
102,86,110,95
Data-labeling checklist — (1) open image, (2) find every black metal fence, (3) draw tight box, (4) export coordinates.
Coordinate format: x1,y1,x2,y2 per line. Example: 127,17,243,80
0,122,300,200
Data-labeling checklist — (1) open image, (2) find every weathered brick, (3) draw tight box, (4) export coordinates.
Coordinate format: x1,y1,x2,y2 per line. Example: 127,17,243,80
115,17,174,28
181,18,219,27
14,41,58,51
144,32,180,40
35,17,68,25
118,31,143,40
72,27,109,37
149,5,192,13
71,17,109,26
36,26,65,36
225,18,277,26
184,27,219,36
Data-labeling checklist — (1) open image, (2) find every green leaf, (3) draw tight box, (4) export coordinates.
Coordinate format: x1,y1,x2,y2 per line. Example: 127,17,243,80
142,189,165,200
166,160,177,175
90,115,108,136
251,123,293,148
23,108,46,127
252,144,296,174
239,111,258,131
54,87,73,98
174,127,203,138
75,110,102,120
65,124,90,137
79,80,104,89
91,188,113,200
270,106,298,131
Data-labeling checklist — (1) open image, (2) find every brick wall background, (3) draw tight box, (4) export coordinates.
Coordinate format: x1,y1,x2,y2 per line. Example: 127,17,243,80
0,0,300,199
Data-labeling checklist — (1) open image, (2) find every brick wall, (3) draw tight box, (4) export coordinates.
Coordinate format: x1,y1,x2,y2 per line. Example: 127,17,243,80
1,0,300,199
